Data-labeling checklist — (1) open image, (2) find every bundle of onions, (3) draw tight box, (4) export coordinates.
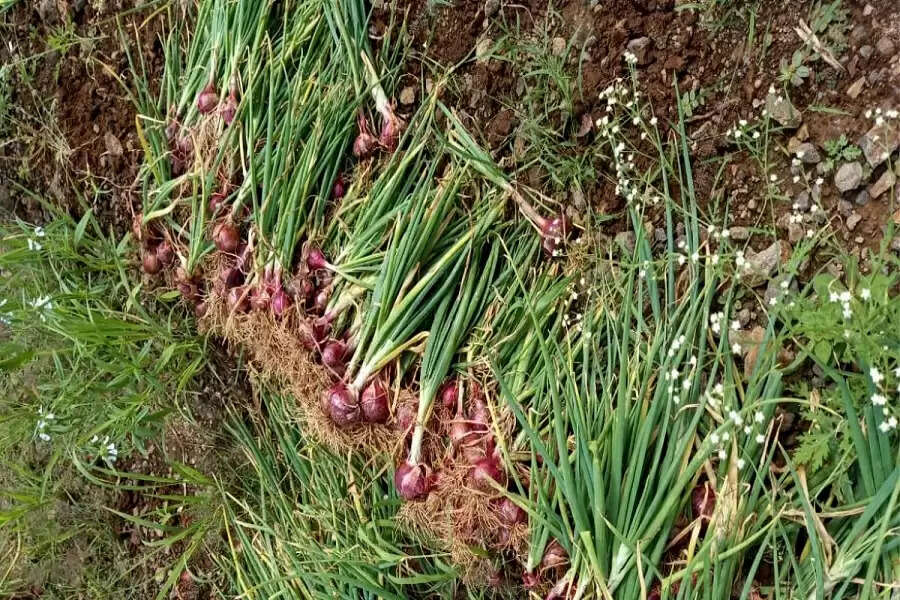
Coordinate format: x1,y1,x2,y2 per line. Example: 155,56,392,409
360,53,405,152
396,243,500,501
442,106,574,255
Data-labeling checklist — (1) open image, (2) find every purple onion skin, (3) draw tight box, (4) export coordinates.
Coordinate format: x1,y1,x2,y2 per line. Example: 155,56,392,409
541,214,571,256
325,383,360,428
196,82,219,114
194,301,208,318
360,379,389,424
298,320,317,351
353,132,378,159
321,339,347,373
307,248,328,271
378,114,404,152
220,266,244,290
227,286,250,313
155,240,174,266
692,482,716,521
470,456,506,491
213,222,240,254
394,401,417,434
142,250,161,275
439,380,460,412
271,289,292,319
209,192,226,215
313,288,329,315
221,90,238,125
250,287,271,312
394,461,430,501
469,398,490,434
523,573,540,589
497,497,526,525
332,176,345,199
541,540,568,570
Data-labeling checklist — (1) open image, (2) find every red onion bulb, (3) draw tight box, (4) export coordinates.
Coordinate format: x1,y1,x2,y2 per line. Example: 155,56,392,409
307,248,328,271
470,456,506,491
213,222,240,253
271,288,292,319
361,379,389,424
321,339,347,373
197,82,219,114
324,382,360,427
497,497,526,525
394,461,430,501
541,539,568,570
142,249,161,274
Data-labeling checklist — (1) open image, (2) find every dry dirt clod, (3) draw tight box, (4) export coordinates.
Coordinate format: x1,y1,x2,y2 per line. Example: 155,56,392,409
104,132,124,157
876,37,895,56
399,86,416,105
846,77,865,99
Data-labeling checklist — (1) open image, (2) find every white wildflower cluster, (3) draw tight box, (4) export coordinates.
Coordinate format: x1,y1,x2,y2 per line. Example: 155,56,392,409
725,117,762,143
35,407,55,443
91,435,119,465
28,295,53,322
708,405,770,469
595,80,663,208
563,310,584,333
26,225,46,252
623,51,638,66
870,367,898,433
665,352,698,405
0,298,11,325
674,238,702,266
862,107,899,163
827,288,855,320
767,278,794,308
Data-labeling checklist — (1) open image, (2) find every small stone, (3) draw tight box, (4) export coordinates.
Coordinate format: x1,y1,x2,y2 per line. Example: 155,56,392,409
834,161,863,192
863,3,874,15
796,124,809,142
868,169,896,199
846,213,862,231
859,122,900,167
615,231,636,253
730,226,750,241
765,274,792,305
794,142,820,164
765,93,801,128
855,190,870,206
551,37,567,57
747,199,757,210
787,137,803,154
104,132,124,157
399,86,416,105
788,223,804,243
626,37,653,65
475,38,493,62
859,45,873,59
854,236,864,244
846,77,865,99
654,227,666,243
850,25,868,45
484,0,500,18
571,187,586,210
876,37,895,56
745,241,783,287
838,199,853,216
794,191,810,211
738,308,751,326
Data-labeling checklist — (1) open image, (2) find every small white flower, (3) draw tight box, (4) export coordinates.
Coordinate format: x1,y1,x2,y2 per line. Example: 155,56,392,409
871,393,887,406
39,432,51,442
780,280,789,290
860,288,870,300
718,449,727,460
755,433,765,444
744,425,752,435
673,395,681,404
650,116,658,126
769,174,777,182
682,379,692,391
754,411,764,423
829,292,839,303
711,433,720,444
839,291,851,303
714,383,724,395
769,297,778,306
731,320,740,331
732,343,742,355
879,421,891,433
737,458,746,469
815,177,824,186
722,431,730,441
889,416,898,429
752,131,760,139
871,367,884,385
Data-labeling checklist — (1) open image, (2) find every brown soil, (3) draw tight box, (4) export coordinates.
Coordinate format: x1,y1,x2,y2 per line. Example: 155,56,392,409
0,1,165,233
375,0,900,267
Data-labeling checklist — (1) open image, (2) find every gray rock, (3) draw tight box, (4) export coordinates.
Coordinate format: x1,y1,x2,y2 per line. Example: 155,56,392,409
794,142,820,164
850,25,868,45
855,190,870,205
835,161,863,192
859,45,873,59
654,227,666,243
859,122,900,167
627,37,653,65
788,223,804,243
748,199,758,210
745,241,782,287
868,169,896,199
794,191,810,211
484,0,500,18
615,231,636,253
868,69,886,84
846,213,862,231
765,93,801,128
104,132,124,157
863,3,874,15
570,187,586,210
876,37,896,56
838,199,854,216
738,308,751,326
765,274,794,305
730,226,750,240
